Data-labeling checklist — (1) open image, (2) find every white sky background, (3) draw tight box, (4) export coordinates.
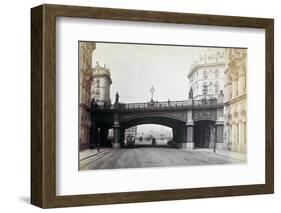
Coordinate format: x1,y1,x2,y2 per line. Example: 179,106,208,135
92,42,222,133
92,42,213,103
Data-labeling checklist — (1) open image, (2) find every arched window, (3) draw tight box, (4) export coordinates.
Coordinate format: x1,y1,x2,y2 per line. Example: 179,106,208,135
215,82,219,93
203,70,208,79
209,82,213,93
215,70,219,78
202,82,208,95
96,79,100,87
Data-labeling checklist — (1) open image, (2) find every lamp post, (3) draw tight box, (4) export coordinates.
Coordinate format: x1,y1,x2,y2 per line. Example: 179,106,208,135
150,86,155,102
213,126,217,153
97,127,100,152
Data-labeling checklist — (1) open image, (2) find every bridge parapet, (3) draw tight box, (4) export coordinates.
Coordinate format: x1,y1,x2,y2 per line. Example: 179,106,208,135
92,98,223,112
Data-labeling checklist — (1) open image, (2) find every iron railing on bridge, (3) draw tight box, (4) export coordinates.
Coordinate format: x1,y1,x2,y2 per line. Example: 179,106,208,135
92,98,223,111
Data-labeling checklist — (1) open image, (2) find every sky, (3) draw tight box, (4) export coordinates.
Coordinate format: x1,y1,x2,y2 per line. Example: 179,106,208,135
92,42,220,133
92,42,209,103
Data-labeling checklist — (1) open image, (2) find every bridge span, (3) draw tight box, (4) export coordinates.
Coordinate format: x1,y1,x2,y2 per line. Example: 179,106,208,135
89,98,225,150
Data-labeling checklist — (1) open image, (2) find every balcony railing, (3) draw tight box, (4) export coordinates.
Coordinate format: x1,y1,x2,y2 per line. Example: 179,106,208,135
92,98,223,111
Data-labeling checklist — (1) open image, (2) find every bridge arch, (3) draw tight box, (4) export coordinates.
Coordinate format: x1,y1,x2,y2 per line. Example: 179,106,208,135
119,115,187,147
120,115,186,130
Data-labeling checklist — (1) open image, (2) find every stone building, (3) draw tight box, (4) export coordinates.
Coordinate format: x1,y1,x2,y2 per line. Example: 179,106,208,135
79,42,96,150
187,48,247,153
91,62,112,106
188,49,225,100
224,49,247,153
187,49,225,150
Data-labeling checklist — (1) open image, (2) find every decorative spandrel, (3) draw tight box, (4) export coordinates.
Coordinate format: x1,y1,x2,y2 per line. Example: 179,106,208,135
193,109,217,121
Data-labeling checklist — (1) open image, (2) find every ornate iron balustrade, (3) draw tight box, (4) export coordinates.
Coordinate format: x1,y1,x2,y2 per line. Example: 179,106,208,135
91,98,223,111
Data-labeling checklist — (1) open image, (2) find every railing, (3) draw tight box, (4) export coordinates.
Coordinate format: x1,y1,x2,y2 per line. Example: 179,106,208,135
92,98,223,111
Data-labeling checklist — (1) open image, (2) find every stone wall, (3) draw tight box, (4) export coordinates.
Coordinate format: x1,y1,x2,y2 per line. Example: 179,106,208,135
79,42,96,150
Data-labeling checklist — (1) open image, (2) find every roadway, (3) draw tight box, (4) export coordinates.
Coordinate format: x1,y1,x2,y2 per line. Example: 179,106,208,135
79,146,245,170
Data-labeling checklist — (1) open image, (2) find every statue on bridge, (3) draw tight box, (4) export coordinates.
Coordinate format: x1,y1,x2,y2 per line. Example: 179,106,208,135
188,87,193,99
115,92,119,105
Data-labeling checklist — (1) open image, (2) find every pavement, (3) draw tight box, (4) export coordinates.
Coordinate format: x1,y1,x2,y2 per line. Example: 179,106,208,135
193,148,247,162
79,148,111,161
79,146,246,170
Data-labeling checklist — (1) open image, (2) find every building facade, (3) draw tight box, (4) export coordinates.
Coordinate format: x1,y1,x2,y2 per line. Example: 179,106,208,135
187,48,247,153
188,49,225,100
187,49,225,150
224,49,247,153
79,42,96,150
91,62,112,106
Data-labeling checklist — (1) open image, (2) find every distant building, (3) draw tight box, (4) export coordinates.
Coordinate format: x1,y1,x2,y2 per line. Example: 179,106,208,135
125,126,138,140
224,49,247,153
187,49,225,100
91,62,112,106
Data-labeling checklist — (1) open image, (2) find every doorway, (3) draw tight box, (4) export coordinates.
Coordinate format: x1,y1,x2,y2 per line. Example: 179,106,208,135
194,120,215,148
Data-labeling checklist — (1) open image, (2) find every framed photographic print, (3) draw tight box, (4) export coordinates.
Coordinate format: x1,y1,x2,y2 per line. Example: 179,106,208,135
31,4,274,208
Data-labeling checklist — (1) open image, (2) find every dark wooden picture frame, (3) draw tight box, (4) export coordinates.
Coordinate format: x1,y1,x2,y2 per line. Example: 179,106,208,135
31,4,274,208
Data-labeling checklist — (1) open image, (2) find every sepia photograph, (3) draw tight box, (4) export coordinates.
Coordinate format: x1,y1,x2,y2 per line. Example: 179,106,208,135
79,41,247,170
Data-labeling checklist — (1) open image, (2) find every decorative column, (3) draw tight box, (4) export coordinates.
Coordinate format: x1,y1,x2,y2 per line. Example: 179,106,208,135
227,124,232,150
112,112,120,149
113,125,120,149
238,121,246,153
176,124,188,149
232,120,239,152
225,70,232,102
231,123,236,151
215,121,224,150
185,109,194,150
185,123,194,150
232,77,238,98
238,68,246,96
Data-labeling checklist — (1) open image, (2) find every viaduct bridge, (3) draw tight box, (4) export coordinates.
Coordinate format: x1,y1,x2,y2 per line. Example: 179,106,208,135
90,98,224,150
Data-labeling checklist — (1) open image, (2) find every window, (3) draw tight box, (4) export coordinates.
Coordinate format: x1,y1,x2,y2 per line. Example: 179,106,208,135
215,70,219,78
215,82,219,93
203,70,208,79
209,82,213,93
96,79,100,87
202,82,208,95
